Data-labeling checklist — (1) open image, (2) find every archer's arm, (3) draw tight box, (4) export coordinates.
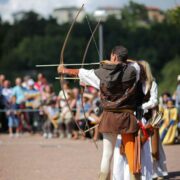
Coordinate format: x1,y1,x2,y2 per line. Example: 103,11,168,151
57,65,100,90
58,65,79,76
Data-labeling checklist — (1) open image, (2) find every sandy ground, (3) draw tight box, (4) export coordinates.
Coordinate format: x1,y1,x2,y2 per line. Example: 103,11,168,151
0,134,180,180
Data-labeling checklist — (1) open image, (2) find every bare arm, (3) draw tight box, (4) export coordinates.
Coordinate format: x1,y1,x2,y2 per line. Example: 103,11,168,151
57,65,100,89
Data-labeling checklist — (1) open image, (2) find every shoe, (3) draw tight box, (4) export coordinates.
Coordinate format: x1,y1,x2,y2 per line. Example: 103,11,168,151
43,133,48,139
98,172,110,180
48,133,53,139
60,133,65,139
67,133,72,139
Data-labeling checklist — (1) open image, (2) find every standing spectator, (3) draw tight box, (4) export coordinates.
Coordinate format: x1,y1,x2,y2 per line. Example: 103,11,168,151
0,75,8,131
12,77,26,106
6,96,19,137
0,74,5,88
22,76,31,89
12,77,29,132
0,86,8,132
34,73,47,93
2,80,13,102
25,79,40,132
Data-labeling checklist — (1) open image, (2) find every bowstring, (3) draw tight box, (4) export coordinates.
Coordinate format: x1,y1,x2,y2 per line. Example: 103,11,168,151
85,15,101,59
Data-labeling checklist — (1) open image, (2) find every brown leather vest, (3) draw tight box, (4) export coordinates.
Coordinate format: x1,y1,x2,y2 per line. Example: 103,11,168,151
94,62,138,111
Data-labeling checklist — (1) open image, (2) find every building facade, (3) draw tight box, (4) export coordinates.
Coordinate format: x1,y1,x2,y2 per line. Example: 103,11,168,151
52,7,85,25
94,7,122,21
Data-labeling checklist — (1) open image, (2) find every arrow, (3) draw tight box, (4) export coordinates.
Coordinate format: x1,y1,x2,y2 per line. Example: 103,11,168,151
55,77,79,80
36,62,100,67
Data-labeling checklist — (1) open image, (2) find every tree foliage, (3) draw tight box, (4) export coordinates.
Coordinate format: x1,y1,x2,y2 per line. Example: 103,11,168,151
159,56,180,94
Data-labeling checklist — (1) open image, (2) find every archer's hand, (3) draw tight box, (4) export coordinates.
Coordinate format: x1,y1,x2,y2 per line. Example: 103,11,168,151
57,65,65,74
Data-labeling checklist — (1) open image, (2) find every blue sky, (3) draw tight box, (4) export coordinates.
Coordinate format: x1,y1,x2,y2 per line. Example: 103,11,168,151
0,0,179,22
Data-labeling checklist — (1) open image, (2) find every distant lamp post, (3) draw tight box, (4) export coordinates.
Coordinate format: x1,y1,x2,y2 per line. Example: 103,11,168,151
94,10,106,61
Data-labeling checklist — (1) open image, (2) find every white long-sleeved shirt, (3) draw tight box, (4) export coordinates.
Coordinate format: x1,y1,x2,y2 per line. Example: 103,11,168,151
141,81,158,110
79,69,100,90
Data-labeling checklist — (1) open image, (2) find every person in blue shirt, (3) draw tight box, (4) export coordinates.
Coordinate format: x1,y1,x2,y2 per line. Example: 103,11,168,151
12,77,26,106
6,96,20,137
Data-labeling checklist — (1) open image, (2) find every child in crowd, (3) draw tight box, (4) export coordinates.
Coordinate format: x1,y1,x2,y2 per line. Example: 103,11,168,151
42,100,59,139
58,91,74,139
73,93,92,140
159,92,171,112
160,98,178,144
6,96,19,137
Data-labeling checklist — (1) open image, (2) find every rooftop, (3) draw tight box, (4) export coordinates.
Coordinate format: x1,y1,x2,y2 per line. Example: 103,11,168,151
54,7,80,12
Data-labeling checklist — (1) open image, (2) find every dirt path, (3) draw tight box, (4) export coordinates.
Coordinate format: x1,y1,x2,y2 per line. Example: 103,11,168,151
0,135,179,180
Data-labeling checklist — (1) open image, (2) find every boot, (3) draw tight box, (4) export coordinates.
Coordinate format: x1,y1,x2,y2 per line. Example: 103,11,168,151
130,173,141,180
98,172,110,180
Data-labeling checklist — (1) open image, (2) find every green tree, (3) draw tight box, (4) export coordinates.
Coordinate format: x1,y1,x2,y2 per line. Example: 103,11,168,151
166,6,180,25
159,56,180,94
121,1,148,28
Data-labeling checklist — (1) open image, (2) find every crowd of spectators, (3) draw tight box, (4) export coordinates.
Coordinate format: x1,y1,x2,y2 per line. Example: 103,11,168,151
0,73,180,144
0,73,102,140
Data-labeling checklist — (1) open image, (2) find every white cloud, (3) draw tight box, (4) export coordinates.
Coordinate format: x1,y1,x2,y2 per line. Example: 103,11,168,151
0,0,86,22
0,0,179,22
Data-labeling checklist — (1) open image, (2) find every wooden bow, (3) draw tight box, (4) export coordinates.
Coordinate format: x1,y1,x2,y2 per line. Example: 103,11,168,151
59,4,100,148
59,4,85,134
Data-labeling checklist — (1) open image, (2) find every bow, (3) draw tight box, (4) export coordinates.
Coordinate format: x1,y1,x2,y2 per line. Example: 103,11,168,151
59,4,85,134
59,4,100,148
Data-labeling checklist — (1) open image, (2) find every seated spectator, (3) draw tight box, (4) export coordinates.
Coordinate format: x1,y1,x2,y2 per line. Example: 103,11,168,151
159,91,171,112
41,84,56,105
71,87,81,111
6,96,20,137
86,88,102,141
59,91,74,139
73,93,92,140
42,100,59,139
58,81,73,139
160,98,178,144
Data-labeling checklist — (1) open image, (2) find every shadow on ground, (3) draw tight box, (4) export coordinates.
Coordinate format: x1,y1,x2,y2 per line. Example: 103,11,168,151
168,171,180,180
